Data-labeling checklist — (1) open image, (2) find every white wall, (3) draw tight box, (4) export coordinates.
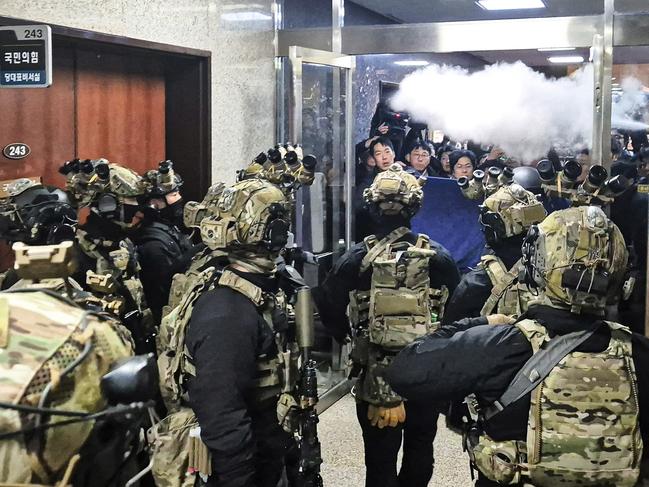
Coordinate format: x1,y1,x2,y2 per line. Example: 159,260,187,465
0,0,276,184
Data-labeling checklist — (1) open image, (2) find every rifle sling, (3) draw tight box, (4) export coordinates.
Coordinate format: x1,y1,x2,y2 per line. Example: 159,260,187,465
481,322,600,422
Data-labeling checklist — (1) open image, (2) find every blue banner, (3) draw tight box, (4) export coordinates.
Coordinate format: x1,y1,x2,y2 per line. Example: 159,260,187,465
412,177,485,273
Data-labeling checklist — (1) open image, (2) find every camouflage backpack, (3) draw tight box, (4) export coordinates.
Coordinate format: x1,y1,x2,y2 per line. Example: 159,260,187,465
473,319,642,486
0,289,133,485
479,256,535,318
352,227,447,350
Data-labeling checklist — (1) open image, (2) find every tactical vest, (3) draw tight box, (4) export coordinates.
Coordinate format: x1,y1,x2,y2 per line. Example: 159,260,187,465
348,227,448,405
480,256,533,318
473,319,642,486
163,246,226,319
0,289,134,486
153,264,293,487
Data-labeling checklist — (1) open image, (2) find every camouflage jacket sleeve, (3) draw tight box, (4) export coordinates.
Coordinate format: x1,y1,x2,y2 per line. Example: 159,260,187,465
631,332,649,466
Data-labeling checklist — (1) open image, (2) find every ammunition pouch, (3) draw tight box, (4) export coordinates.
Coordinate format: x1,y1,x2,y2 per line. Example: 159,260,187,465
472,437,526,485
149,408,210,487
369,287,432,349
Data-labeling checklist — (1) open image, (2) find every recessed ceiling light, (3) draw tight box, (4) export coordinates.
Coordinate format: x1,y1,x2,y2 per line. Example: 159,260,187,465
537,47,576,52
222,11,272,21
394,60,430,67
476,0,545,10
548,55,585,64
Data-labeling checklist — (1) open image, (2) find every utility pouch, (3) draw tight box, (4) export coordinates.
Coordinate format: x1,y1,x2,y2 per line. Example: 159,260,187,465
369,288,430,349
149,408,206,487
472,438,525,485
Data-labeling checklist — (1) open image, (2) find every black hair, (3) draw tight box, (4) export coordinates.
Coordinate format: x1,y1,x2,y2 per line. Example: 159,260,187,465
449,150,477,170
436,144,456,159
369,136,395,156
359,150,375,166
408,140,432,156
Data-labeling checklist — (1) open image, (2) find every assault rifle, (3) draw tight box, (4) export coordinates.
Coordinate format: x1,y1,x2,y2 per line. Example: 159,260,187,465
293,287,323,487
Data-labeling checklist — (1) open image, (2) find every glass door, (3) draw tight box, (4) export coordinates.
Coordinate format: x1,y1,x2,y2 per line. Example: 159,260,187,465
285,46,355,406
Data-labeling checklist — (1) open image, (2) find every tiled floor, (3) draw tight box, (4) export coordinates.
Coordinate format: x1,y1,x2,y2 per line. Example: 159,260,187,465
319,394,474,486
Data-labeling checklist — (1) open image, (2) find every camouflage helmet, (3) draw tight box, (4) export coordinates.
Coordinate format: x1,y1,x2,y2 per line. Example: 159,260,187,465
363,163,425,218
480,183,547,244
523,206,627,314
199,178,290,252
0,177,77,245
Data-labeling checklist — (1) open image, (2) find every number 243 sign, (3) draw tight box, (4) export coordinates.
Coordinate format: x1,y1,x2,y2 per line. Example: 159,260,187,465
3,143,31,160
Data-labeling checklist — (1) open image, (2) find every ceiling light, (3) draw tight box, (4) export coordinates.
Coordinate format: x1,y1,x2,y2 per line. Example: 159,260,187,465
394,60,430,67
548,55,585,64
476,0,545,10
537,47,576,52
222,11,272,21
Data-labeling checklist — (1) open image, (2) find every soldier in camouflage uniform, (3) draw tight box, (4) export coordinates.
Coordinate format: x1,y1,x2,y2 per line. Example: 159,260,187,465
59,158,154,353
154,177,309,487
314,164,460,487
443,180,547,324
388,205,649,486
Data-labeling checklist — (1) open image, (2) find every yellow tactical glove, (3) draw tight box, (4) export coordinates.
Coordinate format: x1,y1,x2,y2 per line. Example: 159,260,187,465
367,402,406,429
487,314,516,326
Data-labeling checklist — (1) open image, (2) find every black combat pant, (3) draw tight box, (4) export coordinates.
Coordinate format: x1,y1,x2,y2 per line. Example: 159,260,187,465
356,400,439,487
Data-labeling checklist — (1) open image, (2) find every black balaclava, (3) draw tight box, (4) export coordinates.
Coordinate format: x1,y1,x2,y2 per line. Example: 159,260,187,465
488,233,525,270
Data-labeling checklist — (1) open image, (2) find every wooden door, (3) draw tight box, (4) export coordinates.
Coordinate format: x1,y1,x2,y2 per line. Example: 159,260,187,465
76,49,166,173
0,45,75,188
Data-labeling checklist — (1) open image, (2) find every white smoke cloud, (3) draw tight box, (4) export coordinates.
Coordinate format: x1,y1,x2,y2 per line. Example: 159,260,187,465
391,61,648,163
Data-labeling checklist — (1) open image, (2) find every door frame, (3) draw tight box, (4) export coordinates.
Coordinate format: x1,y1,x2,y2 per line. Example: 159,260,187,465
288,46,355,250
0,15,212,202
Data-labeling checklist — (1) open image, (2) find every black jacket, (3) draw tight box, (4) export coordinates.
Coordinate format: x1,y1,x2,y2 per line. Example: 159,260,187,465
313,229,461,342
132,220,193,325
185,269,290,487
387,305,649,453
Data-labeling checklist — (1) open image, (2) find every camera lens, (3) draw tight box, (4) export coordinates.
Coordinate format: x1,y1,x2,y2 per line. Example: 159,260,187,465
473,170,485,181
457,176,469,189
159,160,172,174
